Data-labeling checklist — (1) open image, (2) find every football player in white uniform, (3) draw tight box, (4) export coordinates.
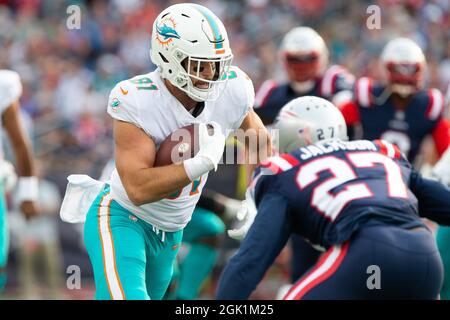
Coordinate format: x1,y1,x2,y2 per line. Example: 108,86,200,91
0,70,39,292
80,3,270,300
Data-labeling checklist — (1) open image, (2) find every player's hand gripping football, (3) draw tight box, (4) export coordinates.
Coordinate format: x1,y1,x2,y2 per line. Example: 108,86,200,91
196,121,225,171
228,188,257,241
432,146,450,186
183,121,226,181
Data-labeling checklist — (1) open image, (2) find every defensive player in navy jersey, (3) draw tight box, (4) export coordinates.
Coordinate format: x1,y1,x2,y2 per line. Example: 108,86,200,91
249,27,355,292
217,96,450,299
338,37,449,164
254,27,354,125
337,37,450,299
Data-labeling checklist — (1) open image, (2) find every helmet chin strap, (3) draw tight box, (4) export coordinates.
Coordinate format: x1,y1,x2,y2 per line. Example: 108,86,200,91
291,80,315,94
186,89,206,102
187,84,217,102
171,75,211,102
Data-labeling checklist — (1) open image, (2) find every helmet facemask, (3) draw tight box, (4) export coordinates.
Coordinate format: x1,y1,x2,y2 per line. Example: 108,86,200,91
385,61,424,97
175,49,233,102
283,52,320,93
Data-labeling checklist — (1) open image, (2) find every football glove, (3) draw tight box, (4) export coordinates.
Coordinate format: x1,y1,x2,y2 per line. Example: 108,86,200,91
227,188,257,241
432,146,450,186
183,121,226,181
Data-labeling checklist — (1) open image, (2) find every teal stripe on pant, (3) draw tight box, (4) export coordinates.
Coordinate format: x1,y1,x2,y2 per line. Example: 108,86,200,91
0,182,8,292
84,185,183,300
437,226,450,300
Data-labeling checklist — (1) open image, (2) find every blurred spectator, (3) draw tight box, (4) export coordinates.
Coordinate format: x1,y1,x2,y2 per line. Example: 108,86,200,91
9,164,63,299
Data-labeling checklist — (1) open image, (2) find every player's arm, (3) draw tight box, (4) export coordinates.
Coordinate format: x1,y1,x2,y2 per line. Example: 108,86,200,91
216,191,290,299
334,94,360,126
431,118,450,158
196,189,241,222
114,120,224,205
431,119,450,185
238,109,272,181
114,119,189,205
2,100,38,219
333,89,360,140
409,169,450,225
253,80,277,125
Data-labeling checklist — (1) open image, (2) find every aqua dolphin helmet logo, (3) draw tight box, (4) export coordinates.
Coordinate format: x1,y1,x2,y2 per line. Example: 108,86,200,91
155,16,180,45
156,23,180,40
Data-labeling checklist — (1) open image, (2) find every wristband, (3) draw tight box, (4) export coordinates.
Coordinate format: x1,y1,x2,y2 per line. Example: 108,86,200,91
16,176,38,202
183,156,214,181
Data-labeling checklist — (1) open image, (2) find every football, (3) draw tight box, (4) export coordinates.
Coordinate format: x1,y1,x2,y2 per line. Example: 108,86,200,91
154,123,213,166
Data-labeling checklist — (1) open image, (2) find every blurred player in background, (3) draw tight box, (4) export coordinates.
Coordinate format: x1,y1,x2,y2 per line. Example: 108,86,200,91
254,26,354,125
252,26,355,292
0,70,39,293
337,37,449,165
165,188,240,300
219,96,450,299
62,3,270,300
336,37,450,299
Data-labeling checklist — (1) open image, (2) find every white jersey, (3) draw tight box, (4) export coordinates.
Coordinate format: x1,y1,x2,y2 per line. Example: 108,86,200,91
107,66,254,231
0,70,22,158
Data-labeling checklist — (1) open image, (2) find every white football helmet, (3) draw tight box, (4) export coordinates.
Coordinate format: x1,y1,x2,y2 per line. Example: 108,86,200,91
280,27,329,93
150,3,233,102
273,96,348,153
380,37,426,97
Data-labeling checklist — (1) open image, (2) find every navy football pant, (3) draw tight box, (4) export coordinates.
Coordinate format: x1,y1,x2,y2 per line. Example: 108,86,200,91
283,225,443,300
290,234,321,283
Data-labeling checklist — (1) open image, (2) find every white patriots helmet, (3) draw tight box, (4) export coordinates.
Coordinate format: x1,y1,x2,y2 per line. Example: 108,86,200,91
150,3,233,102
273,96,348,153
380,37,426,97
280,27,329,93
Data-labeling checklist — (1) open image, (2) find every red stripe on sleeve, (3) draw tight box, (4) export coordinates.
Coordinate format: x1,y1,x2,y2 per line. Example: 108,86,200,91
432,118,450,157
373,140,388,156
280,153,300,166
261,160,282,174
337,101,360,126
